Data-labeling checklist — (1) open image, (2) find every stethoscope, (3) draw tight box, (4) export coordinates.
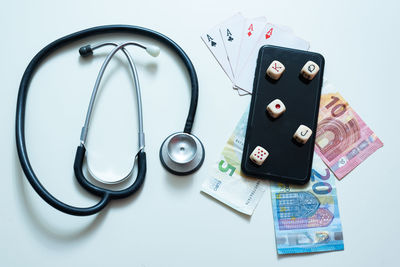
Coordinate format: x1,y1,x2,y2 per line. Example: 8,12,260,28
16,25,205,216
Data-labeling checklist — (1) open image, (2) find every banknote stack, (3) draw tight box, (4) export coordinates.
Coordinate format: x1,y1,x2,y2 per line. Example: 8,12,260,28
201,88,382,254
201,102,344,254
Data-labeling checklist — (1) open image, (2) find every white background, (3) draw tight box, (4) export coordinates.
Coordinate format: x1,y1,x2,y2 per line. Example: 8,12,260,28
1,0,399,266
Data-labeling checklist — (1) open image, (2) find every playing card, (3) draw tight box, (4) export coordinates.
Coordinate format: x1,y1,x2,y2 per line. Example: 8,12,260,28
274,24,293,34
235,24,310,93
219,13,246,79
201,25,234,82
234,23,294,96
237,88,250,96
234,16,268,79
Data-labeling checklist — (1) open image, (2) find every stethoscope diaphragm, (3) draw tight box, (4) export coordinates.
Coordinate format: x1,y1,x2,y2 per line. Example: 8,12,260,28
160,132,205,175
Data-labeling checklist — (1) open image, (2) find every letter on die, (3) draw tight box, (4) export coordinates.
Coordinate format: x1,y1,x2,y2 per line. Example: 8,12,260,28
293,125,313,144
300,61,320,80
266,60,285,80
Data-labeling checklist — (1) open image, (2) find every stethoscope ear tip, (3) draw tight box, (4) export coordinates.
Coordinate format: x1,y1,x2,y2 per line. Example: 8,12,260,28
159,132,205,175
146,45,160,57
79,45,93,57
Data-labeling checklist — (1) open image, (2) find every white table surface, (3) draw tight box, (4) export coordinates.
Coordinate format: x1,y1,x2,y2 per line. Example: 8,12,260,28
1,0,399,266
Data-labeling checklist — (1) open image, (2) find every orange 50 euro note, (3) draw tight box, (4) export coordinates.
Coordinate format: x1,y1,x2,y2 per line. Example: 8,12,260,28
315,93,383,180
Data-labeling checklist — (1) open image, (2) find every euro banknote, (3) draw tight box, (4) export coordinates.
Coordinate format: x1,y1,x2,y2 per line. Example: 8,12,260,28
201,108,268,215
315,92,383,179
270,153,344,254
202,106,344,254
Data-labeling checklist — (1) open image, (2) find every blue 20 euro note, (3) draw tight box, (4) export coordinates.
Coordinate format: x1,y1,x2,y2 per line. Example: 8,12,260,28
271,153,344,254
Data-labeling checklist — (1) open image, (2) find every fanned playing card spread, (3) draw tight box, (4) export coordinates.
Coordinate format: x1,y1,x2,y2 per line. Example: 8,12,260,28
201,14,309,95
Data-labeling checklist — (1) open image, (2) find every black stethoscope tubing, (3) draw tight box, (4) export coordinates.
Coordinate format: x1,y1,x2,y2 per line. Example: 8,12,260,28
15,25,199,216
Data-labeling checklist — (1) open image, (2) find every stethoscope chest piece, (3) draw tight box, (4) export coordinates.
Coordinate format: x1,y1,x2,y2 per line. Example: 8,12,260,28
160,132,205,175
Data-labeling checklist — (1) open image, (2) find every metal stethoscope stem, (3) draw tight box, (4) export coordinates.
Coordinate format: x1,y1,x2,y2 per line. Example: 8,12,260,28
80,42,152,152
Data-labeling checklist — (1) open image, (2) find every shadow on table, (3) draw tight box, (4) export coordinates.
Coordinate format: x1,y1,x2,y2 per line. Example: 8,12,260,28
13,149,108,242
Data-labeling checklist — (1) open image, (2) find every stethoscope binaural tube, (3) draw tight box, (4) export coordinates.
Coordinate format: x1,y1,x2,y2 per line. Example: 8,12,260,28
77,42,152,185
74,42,150,198
79,42,151,150
15,25,199,216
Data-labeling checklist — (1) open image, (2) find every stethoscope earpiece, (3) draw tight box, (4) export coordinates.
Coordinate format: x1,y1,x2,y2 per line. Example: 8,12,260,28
146,45,160,57
160,132,205,175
